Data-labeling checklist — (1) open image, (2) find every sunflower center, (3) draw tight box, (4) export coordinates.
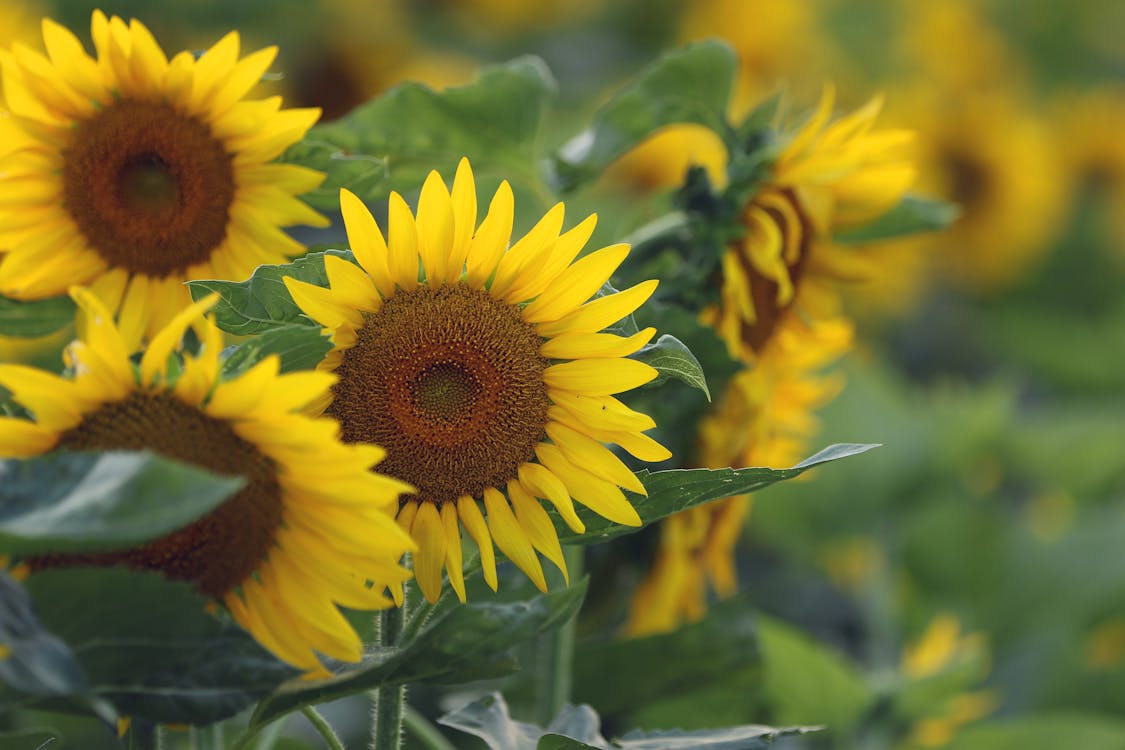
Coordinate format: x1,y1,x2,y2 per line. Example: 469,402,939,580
736,188,813,353
331,283,550,506
945,149,989,210
62,100,235,277
37,393,282,599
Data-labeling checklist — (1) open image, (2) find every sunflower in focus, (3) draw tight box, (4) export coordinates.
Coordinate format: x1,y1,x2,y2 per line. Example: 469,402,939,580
628,87,911,635
0,289,414,674
284,158,669,603
0,12,327,349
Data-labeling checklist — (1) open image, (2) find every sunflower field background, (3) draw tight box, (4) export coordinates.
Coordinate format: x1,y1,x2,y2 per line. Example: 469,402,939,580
2,0,1124,749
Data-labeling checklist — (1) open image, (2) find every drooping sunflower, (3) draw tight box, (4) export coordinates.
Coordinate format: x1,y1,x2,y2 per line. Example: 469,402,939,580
284,158,669,603
627,87,912,635
0,288,414,673
0,12,327,348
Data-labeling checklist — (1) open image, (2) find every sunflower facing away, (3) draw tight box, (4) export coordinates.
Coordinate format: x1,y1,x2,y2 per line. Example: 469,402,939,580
628,86,912,635
284,158,669,603
0,288,414,674
0,11,327,348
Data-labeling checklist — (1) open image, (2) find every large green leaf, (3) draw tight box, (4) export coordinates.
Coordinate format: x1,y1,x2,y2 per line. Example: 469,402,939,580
556,444,879,546
0,294,76,338
249,577,589,727
757,616,874,734
832,195,959,244
0,572,89,702
0,451,243,556
220,325,333,376
187,250,352,336
553,41,737,192
440,692,814,750
283,57,557,211
573,596,760,716
16,569,296,724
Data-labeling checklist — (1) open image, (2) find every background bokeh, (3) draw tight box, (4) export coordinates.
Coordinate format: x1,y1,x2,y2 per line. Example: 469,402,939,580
5,0,1125,748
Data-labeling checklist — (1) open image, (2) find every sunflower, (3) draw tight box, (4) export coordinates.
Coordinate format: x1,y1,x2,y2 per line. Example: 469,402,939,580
703,85,914,364
0,288,414,673
284,158,668,603
626,311,849,635
628,87,909,634
0,12,327,349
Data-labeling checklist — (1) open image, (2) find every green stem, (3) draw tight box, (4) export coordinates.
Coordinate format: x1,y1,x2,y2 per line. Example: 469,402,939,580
228,715,289,750
301,707,346,750
536,545,585,726
402,706,457,750
371,604,407,750
618,210,693,258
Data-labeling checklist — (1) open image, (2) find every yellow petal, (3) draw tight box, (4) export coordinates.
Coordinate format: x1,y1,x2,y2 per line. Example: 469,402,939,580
416,170,455,285
543,358,658,396
387,191,419,290
139,294,218,387
284,277,364,330
483,487,546,592
340,188,395,298
539,327,656,360
465,181,514,288
457,496,497,591
441,502,467,603
508,480,568,584
0,417,57,457
536,279,659,337
447,157,478,284
536,444,641,527
522,244,630,323
546,421,647,495
412,502,447,604
324,254,381,312
518,463,584,534
489,202,564,299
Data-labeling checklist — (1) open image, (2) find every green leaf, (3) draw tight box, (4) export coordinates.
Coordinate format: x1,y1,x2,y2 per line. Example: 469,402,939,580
573,596,760,716
538,736,600,750
0,451,244,556
283,57,557,210
832,195,959,244
556,444,879,546
0,571,90,701
0,728,61,749
249,577,589,727
0,294,76,338
553,41,737,192
757,615,874,734
187,249,352,336
633,334,710,400
220,325,332,376
612,725,819,749
16,568,296,724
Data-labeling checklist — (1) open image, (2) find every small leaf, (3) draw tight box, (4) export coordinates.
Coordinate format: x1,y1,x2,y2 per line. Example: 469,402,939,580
17,569,297,724
555,444,880,546
249,577,589,727
633,334,710,400
0,451,244,556
553,41,737,192
220,325,332,376
283,57,557,209
0,294,76,338
833,195,959,244
186,249,353,336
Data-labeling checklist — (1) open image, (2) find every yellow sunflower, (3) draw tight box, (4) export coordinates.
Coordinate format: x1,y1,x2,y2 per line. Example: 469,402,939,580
284,158,669,603
0,12,327,349
0,288,414,674
626,310,849,635
704,85,914,364
628,87,910,635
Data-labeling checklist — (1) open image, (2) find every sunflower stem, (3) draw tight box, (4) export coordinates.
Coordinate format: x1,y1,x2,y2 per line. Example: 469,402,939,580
536,545,585,726
402,705,457,750
371,603,407,750
301,706,346,750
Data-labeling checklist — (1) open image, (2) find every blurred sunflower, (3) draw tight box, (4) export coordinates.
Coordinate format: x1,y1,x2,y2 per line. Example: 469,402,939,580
285,158,669,603
1053,87,1125,261
888,88,1064,292
0,11,327,349
628,87,912,635
0,289,414,673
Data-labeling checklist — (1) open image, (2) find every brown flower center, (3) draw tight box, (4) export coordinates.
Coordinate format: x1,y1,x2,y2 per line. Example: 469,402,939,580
331,283,550,506
62,100,235,277
945,149,989,212
36,393,282,599
735,188,813,353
